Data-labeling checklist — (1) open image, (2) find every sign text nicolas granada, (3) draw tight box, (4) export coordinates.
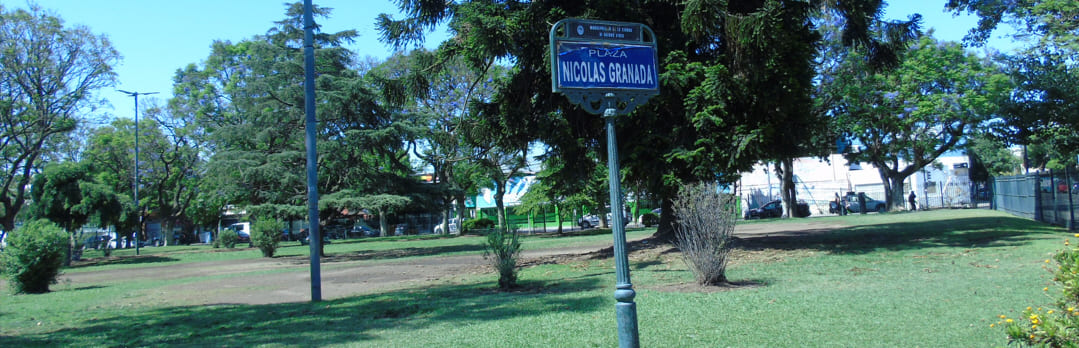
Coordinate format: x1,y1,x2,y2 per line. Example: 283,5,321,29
555,42,658,90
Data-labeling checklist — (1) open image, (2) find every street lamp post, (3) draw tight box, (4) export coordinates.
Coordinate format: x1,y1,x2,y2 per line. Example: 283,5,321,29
118,90,157,256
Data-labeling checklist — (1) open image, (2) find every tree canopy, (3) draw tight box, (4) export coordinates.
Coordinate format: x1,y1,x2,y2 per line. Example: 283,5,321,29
0,4,119,231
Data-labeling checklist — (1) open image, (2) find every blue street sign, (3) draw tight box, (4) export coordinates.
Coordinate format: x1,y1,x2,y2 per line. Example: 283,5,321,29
555,42,658,90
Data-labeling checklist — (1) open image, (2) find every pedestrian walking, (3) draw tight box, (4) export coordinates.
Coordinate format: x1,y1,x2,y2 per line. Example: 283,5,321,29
908,191,917,211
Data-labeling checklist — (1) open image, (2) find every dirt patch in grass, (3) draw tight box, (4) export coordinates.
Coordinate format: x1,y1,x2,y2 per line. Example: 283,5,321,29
56,220,846,304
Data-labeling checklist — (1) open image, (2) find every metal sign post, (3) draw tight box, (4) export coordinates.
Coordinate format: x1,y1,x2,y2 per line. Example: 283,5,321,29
551,18,659,348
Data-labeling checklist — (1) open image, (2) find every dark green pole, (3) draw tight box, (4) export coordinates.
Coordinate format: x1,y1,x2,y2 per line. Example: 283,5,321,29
118,90,157,255
303,0,322,302
604,93,639,347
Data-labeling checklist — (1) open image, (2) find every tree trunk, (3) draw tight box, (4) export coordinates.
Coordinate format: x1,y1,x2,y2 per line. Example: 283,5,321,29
454,192,468,223
494,188,507,231
440,208,450,235
378,208,389,237
652,197,676,242
775,159,798,218
162,218,175,247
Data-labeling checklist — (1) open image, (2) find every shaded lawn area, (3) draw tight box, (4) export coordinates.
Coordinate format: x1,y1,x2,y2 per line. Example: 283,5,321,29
0,209,1069,347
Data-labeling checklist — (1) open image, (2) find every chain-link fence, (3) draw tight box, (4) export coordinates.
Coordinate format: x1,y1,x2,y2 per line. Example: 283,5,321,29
992,168,1077,229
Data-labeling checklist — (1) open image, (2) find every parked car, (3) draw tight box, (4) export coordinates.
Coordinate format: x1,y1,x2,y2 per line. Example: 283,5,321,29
745,200,811,219
432,218,460,234
299,233,332,246
351,224,379,238
845,195,887,213
578,215,600,229
745,200,783,219
84,235,111,249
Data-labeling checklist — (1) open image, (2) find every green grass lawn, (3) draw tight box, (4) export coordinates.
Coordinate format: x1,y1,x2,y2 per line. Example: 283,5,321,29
0,209,1070,347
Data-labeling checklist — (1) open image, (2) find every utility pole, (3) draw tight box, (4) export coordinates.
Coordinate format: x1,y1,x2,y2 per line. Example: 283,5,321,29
302,0,322,302
118,90,158,256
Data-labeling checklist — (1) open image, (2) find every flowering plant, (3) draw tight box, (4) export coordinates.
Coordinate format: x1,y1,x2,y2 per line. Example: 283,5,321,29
997,235,1079,346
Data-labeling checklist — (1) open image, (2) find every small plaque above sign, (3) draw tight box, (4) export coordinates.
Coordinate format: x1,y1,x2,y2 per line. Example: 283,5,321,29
566,19,641,41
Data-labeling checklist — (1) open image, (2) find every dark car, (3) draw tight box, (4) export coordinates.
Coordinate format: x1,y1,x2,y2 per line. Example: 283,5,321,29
84,235,111,249
745,200,811,219
745,200,783,219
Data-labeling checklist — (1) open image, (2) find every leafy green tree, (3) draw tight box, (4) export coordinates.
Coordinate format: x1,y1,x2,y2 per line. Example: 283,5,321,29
0,5,120,231
966,132,1022,180
320,192,410,237
171,3,421,234
80,119,142,242
140,104,203,245
822,36,1011,209
993,48,1079,158
379,1,927,240
370,50,500,235
28,162,123,265
951,1,1079,158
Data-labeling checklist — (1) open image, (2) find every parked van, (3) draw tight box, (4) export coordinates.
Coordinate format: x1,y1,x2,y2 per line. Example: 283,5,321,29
226,222,252,242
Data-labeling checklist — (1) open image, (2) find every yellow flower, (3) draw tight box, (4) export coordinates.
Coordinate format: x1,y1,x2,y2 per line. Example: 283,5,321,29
1073,233,1078,237
1066,240,1071,246
1007,319,1014,323
1068,307,1075,312
990,323,995,328
1028,307,1034,311
1049,310,1055,314
1000,314,1007,319
1046,259,1052,263
1045,287,1050,291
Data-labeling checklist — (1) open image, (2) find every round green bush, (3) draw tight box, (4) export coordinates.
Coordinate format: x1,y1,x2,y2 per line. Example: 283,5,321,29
219,229,239,248
462,218,496,232
641,212,660,227
251,219,282,257
0,220,68,294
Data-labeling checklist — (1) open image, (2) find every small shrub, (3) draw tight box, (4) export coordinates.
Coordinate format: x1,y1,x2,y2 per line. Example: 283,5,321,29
641,212,660,227
463,218,496,232
251,219,282,257
671,182,738,285
0,220,68,294
483,228,522,289
219,229,239,248
995,236,1079,346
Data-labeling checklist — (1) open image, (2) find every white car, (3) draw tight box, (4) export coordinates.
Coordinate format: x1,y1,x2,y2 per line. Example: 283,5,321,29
577,215,600,228
432,218,460,234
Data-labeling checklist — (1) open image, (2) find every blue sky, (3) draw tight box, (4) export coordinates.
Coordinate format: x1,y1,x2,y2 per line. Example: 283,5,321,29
14,1,1019,122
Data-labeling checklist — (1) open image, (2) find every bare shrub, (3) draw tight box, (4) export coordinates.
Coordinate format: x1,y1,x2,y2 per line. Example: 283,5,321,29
671,182,738,285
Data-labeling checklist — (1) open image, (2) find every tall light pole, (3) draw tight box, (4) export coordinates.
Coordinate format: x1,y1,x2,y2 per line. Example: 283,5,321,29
302,0,322,302
118,90,157,256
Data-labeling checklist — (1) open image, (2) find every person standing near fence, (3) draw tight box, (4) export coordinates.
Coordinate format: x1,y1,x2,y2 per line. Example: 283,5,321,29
908,191,918,211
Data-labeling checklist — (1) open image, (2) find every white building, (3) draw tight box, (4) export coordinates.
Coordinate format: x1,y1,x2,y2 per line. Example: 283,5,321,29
737,153,974,215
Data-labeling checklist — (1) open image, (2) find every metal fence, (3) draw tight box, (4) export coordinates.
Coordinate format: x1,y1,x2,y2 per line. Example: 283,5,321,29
992,168,1078,229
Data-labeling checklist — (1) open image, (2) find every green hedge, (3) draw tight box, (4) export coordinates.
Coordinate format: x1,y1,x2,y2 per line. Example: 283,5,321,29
0,220,68,294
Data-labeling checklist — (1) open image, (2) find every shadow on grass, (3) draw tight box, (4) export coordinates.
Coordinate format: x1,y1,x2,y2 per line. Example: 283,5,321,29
731,215,1064,254
0,277,607,347
69,255,179,269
